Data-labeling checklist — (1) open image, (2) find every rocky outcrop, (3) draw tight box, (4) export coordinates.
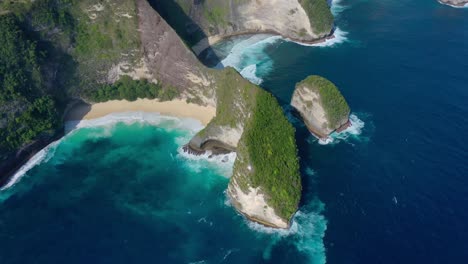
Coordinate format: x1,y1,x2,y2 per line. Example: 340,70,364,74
291,75,350,139
137,0,216,106
152,0,334,54
2,0,303,229
439,0,468,7
139,2,302,228
184,68,301,229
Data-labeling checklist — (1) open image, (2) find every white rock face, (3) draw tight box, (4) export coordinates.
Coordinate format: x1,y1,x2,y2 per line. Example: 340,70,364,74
235,0,317,39
228,177,289,229
192,0,324,55
439,0,468,6
291,85,332,138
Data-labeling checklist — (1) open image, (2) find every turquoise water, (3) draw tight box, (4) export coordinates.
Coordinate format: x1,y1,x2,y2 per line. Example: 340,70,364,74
0,114,326,263
2,0,468,263
206,0,468,263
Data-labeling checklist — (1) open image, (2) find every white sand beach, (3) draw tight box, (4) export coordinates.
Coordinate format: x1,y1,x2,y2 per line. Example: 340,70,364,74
66,99,216,125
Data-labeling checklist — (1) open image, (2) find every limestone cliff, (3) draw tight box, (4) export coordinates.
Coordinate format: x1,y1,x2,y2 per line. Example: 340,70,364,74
187,69,301,228
1,0,302,229
151,0,334,54
291,75,350,138
439,0,468,7
128,0,303,228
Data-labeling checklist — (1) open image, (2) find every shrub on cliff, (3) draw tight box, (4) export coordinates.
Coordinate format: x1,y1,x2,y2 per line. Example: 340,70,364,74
299,0,334,36
244,91,301,220
88,76,180,103
0,14,60,150
298,75,350,129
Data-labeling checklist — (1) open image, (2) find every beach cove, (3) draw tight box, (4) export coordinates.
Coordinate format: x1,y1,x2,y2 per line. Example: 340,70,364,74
65,99,216,125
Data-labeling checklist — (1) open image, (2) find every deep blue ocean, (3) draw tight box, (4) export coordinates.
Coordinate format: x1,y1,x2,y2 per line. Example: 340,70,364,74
1,0,467,263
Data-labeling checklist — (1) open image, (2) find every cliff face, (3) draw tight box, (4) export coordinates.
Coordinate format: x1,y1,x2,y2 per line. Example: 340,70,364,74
136,0,216,106
291,75,350,138
131,0,303,228
439,0,468,6
186,68,301,228
0,0,147,182
1,0,302,229
152,0,334,54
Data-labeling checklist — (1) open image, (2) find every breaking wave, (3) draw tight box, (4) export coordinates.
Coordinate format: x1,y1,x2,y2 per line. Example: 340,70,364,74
247,199,327,263
0,140,61,192
239,64,263,85
331,0,350,16
65,111,205,134
177,148,236,178
288,27,348,48
318,113,367,145
216,35,282,84
1,112,209,193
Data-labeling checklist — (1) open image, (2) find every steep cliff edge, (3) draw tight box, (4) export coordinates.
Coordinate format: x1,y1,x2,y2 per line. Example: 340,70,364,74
291,75,350,139
439,0,468,7
151,0,334,54
188,69,301,228
1,0,301,229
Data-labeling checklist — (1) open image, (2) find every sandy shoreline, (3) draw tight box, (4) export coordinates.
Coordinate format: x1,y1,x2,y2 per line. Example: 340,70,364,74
65,99,216,125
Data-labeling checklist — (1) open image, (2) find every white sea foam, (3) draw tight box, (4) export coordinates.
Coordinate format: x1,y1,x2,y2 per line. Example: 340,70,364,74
247,201,327,263
222,248,239,261
1,112,208,193
66,111,205,134
305,166,316,177
318,113,366,145
0,140,61,191
70,112,236,176
287,27,348,48
217,35,282,84
188,261,206,264
240,64,263,85
177,148,236,178
331,0,349,16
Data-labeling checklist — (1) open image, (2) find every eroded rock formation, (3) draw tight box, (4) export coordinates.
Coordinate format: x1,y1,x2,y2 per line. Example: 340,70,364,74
439,0,468,7
152,0,334,54
291,75,351,138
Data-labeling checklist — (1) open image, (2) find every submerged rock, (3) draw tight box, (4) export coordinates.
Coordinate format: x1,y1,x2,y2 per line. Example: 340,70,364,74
291,75,351,138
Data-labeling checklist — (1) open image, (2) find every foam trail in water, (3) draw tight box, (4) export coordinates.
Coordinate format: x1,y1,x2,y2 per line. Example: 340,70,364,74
217,35,282,84
287,27,348,48
177,148,236,178
247,200,327,263
71,112,237,176
0,140,61,191
331,0,349,16
240,64,262,85
66,112,205,134
318,113,366,145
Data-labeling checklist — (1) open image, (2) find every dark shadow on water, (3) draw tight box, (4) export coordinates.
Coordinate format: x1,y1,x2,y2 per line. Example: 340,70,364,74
63,101,91,134
143,1,314,205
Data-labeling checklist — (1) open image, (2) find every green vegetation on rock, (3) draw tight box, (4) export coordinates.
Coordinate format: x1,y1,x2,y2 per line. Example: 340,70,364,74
298,75,350,129
197,68,301,221
2,97,60,149
0,0,151,152
0,14,60,150
88,76,179,103
299,0,334,36
243,91,301,220
211,68,258,127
